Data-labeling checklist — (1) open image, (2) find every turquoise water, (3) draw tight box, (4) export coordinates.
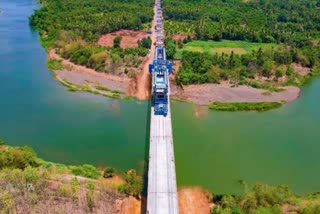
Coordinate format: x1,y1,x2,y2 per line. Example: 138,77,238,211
172,80,320,194
1,0,320,195
0,0,149,172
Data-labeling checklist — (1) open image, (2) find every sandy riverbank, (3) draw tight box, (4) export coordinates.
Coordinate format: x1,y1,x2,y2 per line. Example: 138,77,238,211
48,50,301,105
48,49,130,93
170,80,300,105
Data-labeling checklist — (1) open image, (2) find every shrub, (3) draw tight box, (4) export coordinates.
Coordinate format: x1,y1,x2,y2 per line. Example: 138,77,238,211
0,145,39,169
118,170,142,198
275,69,285,79
86,190,95,212
71,164,100,179
57,184,73,197
286,67,295,76
103,166,116,178
113,36,122,48
24,166,39,184
138,37,152,49
46,59,64,70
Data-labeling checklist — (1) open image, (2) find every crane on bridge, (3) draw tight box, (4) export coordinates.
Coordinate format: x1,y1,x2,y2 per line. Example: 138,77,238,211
149,1,172,116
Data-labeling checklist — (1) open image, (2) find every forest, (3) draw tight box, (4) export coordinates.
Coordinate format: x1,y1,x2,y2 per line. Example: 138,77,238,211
30,0,154,75
162,0,320,86
176,46,320,86
162,0,320,46
30,0,153,42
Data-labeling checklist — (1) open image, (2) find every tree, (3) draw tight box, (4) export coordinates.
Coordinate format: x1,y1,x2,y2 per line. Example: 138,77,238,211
113,36,122,48
195,16,210,40
138,37,152,49
165,39,176,59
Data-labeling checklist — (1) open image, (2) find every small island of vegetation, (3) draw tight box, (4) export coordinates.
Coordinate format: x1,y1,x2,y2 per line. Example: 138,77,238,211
209,102,283,112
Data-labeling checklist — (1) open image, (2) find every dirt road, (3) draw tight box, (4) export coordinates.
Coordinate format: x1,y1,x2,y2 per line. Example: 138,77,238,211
129,4,158,100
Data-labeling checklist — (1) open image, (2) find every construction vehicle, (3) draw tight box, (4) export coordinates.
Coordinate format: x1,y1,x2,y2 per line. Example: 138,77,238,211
148,0,172,116
149,48,172,116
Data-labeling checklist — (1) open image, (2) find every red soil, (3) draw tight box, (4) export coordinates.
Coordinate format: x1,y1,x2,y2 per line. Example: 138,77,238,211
172,33,188,41
178,187,212,214
98,29,150,48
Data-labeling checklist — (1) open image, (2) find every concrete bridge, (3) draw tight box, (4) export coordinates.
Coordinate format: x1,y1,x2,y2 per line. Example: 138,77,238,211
146,0,179,213
147,100,179,213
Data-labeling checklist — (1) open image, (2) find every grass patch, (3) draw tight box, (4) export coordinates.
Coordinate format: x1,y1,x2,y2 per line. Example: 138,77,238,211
243,80,286,92
70,164,101,179
175,40,278,59
210,47,247,54
56,78,128,99
184,46,204,53
96,85,124,94
262,91,272,96
46,59,64,70
209,102,282,112
96,85,111,92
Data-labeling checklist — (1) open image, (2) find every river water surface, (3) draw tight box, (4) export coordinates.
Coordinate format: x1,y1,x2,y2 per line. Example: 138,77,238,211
1,0,320,195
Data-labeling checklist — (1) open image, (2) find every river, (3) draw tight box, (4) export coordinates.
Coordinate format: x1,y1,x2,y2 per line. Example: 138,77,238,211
1,0,320,195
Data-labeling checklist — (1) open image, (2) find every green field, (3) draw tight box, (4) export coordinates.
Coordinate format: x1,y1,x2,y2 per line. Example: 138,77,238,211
175,40,279,59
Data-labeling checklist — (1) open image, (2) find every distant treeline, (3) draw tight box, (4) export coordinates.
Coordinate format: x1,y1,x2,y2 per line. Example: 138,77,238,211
30,0,153,42
163,0,320,47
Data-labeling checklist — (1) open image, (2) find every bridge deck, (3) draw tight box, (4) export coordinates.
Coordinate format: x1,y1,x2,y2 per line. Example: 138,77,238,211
147,98,179,214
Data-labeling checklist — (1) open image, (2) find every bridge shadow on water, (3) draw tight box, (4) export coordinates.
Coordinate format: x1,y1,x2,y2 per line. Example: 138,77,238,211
140,100,151,214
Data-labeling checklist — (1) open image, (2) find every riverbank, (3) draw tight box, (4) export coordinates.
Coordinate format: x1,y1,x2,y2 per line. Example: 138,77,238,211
2,141,320,213
47,49,304,106
0,140,145,213
48,50,130,99
170,79,300,105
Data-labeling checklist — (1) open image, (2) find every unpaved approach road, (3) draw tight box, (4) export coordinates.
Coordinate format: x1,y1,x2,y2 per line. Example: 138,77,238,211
128,5,158,100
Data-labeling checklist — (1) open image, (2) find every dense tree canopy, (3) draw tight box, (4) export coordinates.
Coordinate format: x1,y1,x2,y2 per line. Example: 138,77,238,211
30,0,153,42
30,0,153,75
162,0,320,86
163,0,320,47
177,45,320,86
